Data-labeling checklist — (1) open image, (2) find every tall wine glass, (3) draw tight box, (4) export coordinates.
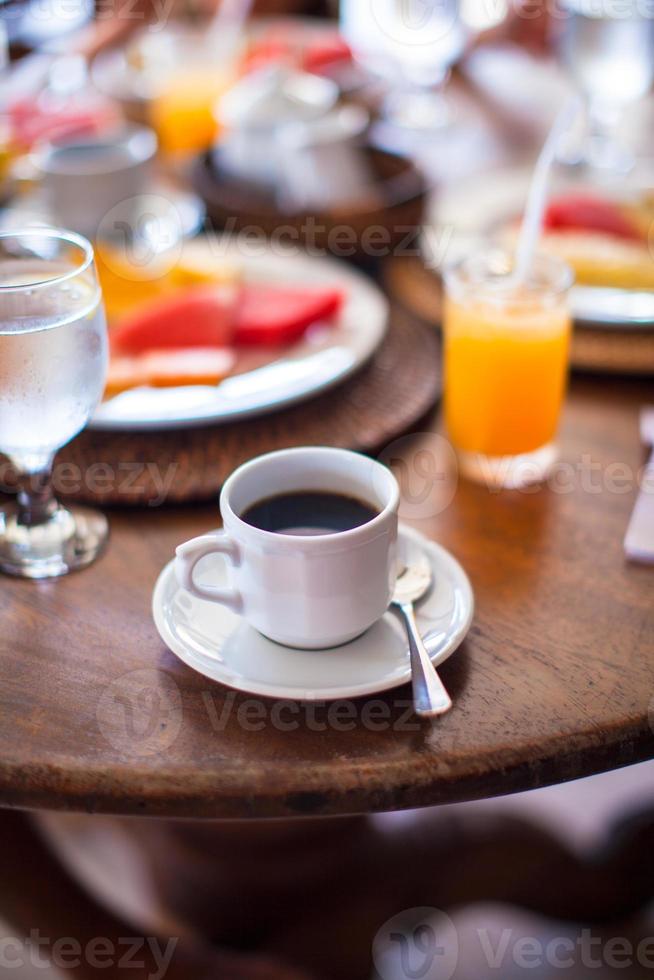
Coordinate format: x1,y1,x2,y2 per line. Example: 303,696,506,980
0,229,109,578
340,0,468,133
557,0,654,172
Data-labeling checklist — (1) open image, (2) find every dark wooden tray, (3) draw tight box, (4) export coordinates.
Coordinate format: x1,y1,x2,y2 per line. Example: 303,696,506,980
192,146,427,262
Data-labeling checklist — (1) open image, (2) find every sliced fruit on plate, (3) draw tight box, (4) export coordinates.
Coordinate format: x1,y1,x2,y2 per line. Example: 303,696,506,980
96,247,173,324
111,282,344,354
169,254,242,289
7,98,117,150
622,196,654,242
242,31,351,77
501,218,654,291
241,38,294,74
302,36,352,74
143,347,236,387
97,246,241,325
111,285,238,354
106,283,346,396
105,357,149,397
543,194,643,242
106,347,235,396
539,231,654,291
234,285,344,345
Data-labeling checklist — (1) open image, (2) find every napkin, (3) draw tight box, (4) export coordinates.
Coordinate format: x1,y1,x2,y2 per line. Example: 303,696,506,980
624,407,654,564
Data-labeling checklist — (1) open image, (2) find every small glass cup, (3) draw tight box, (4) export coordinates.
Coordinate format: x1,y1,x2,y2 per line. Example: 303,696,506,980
555,0,654,174
443,248,574,489
0,229,109,578
340,0,469,138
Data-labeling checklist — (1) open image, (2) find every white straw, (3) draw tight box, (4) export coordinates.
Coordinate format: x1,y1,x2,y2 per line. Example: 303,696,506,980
209,0,254,37
512,95,583,284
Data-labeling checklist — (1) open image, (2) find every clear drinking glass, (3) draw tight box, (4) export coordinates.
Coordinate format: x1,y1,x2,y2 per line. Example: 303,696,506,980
443,249,573,489
340,0,468,133
0,229,109,578
556,0,654,172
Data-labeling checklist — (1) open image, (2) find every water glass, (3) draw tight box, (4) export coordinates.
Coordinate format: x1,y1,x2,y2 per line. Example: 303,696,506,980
0,229,109,578
557,0,654,172
340,0,468,132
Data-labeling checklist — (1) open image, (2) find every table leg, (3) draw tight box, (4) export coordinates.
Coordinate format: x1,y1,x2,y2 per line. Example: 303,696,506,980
36,804,654,980
0,809,311,980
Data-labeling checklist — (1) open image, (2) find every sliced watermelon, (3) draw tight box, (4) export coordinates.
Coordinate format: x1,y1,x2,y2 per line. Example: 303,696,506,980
112,286,237,354
544,194,642,242
302,37,352,74
241,39,295,74
111,283,344,356
234,285,344,346
242,31,351,77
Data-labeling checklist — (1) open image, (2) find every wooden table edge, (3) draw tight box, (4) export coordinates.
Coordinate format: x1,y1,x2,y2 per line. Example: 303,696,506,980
1,722,652,819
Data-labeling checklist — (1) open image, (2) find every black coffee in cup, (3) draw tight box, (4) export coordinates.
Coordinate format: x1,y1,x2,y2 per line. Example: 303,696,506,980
241,491,378,536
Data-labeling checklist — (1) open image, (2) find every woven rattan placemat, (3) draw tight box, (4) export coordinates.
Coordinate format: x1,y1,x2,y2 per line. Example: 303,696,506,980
47,311,441,507
383,256,654,376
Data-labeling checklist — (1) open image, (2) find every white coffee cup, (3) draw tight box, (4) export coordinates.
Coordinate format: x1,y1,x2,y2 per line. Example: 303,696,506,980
174,447,400,649
32,124,157,240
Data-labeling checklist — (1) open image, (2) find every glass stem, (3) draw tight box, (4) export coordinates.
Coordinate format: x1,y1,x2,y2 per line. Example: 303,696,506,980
385,74,450,130
588,98,615,145
586,97,632,173
13,459,57,528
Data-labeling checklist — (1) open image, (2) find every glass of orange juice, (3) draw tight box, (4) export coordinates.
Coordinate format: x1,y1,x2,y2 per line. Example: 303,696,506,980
150,68,234,157
443,249,574,488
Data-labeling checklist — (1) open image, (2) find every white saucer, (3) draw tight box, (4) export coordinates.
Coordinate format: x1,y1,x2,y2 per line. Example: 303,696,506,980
152,525,474,701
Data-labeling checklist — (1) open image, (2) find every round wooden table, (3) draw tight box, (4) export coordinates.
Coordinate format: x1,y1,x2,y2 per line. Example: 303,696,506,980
1,374,653,980
0,373,652,819
2,49,653,980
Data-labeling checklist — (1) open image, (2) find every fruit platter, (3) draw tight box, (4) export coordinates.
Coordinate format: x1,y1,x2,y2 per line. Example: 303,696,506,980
92,236,388,430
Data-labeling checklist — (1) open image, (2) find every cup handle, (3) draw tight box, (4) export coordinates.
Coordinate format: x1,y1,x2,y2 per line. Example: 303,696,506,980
175,532,243,613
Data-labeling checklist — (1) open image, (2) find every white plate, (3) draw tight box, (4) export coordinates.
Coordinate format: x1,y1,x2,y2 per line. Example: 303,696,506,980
152,525,474,702
92,237,388,431
424,166,654,331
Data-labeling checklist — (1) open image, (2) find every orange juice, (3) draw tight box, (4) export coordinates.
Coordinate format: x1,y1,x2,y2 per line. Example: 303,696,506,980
443,251,573,485
150,70,234,156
